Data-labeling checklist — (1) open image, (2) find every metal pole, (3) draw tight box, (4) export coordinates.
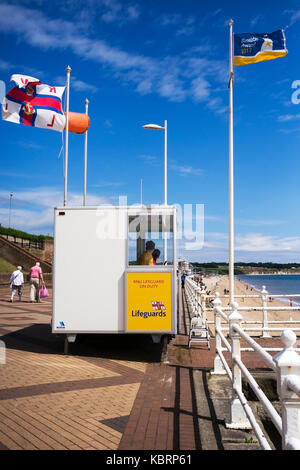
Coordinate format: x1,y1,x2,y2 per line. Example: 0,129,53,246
261,285,271,338
163,120,168,263
64,65,71,207
140,178,143,205
228,20,234,304
8,192,13,228
83,98,89,206
164,119,167,206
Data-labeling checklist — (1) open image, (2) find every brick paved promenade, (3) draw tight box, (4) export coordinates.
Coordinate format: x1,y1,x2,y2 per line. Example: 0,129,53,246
0,283,287,451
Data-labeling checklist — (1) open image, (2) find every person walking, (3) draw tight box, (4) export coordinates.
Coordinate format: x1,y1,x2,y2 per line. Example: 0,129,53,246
29,262,44,303
181,272,187,289
9,266,24,302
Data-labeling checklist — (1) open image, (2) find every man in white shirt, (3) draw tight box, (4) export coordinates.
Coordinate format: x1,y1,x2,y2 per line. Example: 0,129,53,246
10,266,24,302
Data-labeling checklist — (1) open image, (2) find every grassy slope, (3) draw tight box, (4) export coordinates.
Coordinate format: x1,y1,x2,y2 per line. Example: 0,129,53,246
0,257,18,273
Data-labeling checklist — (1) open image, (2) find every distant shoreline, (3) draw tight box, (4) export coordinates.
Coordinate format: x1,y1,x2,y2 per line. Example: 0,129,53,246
237,272,300,276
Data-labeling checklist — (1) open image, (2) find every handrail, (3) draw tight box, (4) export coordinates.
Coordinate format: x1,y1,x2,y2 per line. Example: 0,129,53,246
210,293,300,450
232,323,276,370
233,355,282,433
232,385,273,450
218,294,300,298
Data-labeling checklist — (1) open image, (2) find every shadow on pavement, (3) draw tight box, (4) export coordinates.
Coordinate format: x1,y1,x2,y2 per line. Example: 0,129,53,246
1,323,163,363
161,365,224,450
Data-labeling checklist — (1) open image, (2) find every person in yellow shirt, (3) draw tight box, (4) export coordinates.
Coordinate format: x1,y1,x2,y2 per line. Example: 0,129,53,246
137,240,155,265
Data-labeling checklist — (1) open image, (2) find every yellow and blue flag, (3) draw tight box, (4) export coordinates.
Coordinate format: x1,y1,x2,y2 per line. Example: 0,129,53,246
234,30,287,66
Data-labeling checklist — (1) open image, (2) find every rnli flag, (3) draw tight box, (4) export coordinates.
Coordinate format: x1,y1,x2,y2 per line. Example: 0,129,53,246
234,30,287,66
2,74,66,132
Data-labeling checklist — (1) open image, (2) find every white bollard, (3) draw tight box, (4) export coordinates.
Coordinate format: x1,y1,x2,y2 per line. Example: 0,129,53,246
226,302,251,429
274,330,300,450
211,292,226,375
261,285,271,338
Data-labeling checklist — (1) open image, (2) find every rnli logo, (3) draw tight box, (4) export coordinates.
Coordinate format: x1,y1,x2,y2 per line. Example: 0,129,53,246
152,301,166,311
23,102,34,115
131,301,167,319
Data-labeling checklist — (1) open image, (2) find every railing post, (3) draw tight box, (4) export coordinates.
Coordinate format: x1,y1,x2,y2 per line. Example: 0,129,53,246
261,285,271,338
193,284,197,316
201,288,206,320
211,292,226,375
226,302,251,429
195,287,201,317
274,330,300,450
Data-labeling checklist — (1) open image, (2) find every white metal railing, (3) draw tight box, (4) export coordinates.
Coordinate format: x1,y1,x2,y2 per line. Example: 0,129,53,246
211,294,300,450
185,277,300,342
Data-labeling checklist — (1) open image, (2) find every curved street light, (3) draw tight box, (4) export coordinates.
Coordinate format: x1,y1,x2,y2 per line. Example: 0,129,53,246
142,120,167,206
142,120,168,263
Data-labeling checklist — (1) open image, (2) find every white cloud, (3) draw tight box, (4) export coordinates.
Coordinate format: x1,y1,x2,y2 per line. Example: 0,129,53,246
284,8,300,26
191,77,211,102
178,231,300,262
278,114,300,122
236,233,300,252
0,170,34,179
71,79,98,94
236,219,286,227
0,187,113,234
138,155,159,166
170,164,203,176
54,75,98,94
199,9,222,27
250,14,263,27
0,207,54,232
0,59,13,71
91,180,123,188
0,3,227,111
159,13,185,26
205,216,224,222
18,141,45,150
101,0,140,24
126,5,140,21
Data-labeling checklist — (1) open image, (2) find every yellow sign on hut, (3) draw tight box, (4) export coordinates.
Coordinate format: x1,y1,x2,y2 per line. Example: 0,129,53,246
126,272,172,332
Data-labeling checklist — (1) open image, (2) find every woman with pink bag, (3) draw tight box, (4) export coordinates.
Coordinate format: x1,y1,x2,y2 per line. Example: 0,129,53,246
40,285,49,299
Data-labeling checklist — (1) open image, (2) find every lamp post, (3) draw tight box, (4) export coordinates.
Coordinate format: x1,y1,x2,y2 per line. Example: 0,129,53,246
142,121,167,206
9,192,13,228
142,121,168,263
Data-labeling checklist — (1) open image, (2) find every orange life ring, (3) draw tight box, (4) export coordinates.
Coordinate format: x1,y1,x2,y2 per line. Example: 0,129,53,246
64,112,90,134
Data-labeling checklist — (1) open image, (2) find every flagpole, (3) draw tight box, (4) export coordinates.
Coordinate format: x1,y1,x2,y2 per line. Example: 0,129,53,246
83,98,89,206
64,65,71,207
163,119,167,263
228,20,234,304
164,119,167,206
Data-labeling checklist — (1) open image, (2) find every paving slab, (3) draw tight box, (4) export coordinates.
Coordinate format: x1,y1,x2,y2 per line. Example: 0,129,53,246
0,284,287,451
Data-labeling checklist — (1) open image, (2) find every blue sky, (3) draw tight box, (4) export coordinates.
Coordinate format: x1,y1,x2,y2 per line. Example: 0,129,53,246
0,0,300,262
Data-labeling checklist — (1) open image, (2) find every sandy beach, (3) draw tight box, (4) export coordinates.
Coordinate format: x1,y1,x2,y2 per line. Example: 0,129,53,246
200,274,300,336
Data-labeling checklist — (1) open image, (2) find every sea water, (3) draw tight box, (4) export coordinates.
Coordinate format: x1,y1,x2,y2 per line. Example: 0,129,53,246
237,274,300,306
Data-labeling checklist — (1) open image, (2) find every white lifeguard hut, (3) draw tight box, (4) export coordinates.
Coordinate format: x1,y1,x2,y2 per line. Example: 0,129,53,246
52,205,177,356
